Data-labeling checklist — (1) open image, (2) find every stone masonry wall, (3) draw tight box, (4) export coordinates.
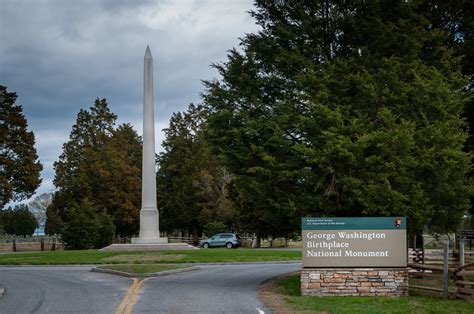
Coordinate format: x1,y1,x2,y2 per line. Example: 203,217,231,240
301,268,408,296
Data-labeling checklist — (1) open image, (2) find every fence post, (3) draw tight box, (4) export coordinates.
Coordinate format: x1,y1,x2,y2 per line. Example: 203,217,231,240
12,239,16,252
40,238,44,251
459,241,465,267
421,235,425,264
443,240,449,299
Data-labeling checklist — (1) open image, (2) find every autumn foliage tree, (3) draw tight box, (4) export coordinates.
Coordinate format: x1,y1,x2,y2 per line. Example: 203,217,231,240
0,85,42,207
46,99,142,243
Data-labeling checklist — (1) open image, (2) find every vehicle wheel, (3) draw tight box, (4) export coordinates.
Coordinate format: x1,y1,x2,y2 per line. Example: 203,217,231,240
226,242,233,249
203,242,210,248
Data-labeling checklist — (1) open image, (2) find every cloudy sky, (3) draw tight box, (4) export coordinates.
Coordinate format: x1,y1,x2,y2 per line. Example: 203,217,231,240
0,0,258,198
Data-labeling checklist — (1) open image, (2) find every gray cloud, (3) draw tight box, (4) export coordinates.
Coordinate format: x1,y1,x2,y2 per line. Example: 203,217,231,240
0,0,258,196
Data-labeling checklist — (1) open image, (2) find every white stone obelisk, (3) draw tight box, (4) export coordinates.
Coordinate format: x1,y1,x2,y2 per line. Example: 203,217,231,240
132,46,167,244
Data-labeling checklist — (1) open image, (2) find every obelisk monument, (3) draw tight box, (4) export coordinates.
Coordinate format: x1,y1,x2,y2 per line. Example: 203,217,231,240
131,46,167,244
99,47,196,250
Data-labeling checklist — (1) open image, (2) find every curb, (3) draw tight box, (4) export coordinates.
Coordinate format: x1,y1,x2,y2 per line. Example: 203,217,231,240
0,261,302,267
182,261,302,266
90,266,200,278
0,265,99,268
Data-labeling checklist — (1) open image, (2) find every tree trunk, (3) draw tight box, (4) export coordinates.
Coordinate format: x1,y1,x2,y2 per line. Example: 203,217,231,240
192,230,199,246
252,234,261,248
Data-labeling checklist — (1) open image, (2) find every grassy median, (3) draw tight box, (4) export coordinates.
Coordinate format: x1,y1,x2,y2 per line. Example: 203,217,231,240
273,274,474,313
97,264,188,274
0,248,301,265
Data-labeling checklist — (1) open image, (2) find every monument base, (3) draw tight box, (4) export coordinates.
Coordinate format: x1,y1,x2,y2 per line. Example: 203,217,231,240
131,237,168,244
99,242,198,252
301,268,408,296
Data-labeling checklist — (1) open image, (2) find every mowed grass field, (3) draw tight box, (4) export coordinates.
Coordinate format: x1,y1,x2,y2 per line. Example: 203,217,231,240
275,274,474,314
0,248,301,265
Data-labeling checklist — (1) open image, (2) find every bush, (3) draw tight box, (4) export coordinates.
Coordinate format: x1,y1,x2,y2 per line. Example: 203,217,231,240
203,221,228,237
62,201,115,249
95,212,115,248
0,205,38,236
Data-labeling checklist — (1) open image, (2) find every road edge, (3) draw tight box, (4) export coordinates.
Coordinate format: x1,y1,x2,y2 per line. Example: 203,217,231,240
257,271,299,314
90,265,200,278
0,260,301,267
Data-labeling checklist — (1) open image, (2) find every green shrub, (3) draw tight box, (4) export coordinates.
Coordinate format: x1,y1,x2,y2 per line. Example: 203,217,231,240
203,221,228,237
95,212,115,248
62,201,115,249
0,205,38,236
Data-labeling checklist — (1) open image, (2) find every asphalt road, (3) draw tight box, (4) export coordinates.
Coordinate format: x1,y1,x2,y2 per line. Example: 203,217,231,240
0,266,131,314
0,263,301,313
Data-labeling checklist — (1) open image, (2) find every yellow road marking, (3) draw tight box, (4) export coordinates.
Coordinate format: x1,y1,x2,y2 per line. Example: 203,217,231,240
115,277,154,314
124,277,154,314
115,278,138,314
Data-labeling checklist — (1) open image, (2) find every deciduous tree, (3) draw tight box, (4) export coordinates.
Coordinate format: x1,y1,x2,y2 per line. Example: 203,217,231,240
28,192,53,230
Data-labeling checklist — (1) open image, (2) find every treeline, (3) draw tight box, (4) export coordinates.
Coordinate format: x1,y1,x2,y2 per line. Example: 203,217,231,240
2,1,473,248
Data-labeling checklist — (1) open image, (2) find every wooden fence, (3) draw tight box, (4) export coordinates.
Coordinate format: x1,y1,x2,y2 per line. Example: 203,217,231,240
0,236,63,252
408,241,474,301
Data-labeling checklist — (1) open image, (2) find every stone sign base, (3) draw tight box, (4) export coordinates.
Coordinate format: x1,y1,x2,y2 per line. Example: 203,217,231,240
301,268,408,296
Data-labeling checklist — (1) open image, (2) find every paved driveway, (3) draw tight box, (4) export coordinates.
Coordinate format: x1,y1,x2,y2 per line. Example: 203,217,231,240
0,263,301,313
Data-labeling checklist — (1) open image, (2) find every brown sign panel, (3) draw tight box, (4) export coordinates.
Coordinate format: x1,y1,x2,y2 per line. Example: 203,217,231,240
302,217,407,268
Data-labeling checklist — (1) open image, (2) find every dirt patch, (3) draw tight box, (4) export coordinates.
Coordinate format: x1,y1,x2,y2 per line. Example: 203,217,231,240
258,272,329,314
102,254,186,263
258,272,298,314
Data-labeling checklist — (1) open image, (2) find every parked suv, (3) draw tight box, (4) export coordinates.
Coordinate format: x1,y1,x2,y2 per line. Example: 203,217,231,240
199,233,241,249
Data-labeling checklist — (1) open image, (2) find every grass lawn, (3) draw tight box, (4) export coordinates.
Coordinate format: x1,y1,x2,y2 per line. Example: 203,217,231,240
275,274,474,314
97,264,188,274
0,248,301,265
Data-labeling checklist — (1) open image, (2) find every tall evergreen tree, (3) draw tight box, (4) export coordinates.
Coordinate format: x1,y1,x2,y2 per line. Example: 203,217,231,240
203,0,471,236
47,99,142,238
47,98,116,234
96,124,142,236
0,85,42,207
419,0,474,222
157,104,235,242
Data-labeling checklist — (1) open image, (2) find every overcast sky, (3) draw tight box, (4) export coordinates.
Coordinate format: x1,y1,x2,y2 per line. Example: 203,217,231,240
0,0,258,198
